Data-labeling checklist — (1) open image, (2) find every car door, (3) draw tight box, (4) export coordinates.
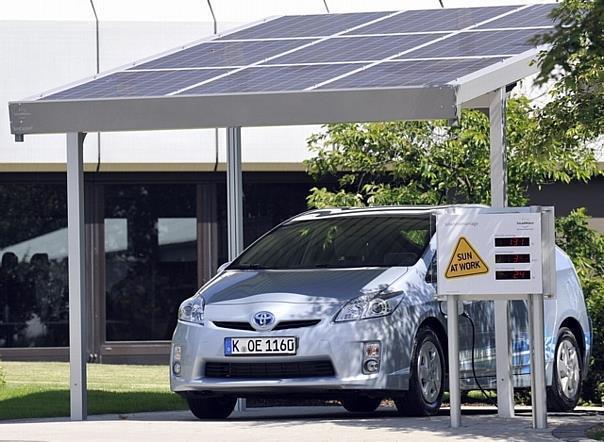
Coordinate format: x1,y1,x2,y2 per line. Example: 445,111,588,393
426,252,497,386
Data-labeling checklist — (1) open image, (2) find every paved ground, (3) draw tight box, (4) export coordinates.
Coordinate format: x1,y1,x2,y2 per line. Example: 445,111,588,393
0,406,602,441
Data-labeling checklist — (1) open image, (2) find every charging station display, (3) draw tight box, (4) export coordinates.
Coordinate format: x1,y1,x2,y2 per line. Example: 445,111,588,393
436,211,543,296
436,206,555,431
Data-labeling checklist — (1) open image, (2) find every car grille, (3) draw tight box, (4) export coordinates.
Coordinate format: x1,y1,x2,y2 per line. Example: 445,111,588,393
212,319,321,331
204,360,335,379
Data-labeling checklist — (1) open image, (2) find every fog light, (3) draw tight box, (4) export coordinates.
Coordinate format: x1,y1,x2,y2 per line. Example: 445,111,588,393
173,345,182,362
173,362,181,376
364,358,380,373
364,342,381,358
362,341,381,374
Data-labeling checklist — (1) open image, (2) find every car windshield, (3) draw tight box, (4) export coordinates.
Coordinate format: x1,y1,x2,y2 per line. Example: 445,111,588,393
230,215,431,270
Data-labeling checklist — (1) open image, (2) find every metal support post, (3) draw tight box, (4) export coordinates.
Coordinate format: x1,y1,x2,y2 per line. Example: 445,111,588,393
489,88,507,209
226,127,244,260
529,293,548,429
489,88,515,418
447,297,461,428
494,299,514,417
66,132,87,421
226,126,246,412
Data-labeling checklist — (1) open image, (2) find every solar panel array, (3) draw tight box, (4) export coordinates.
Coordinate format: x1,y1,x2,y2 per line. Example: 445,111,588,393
42,4,556,101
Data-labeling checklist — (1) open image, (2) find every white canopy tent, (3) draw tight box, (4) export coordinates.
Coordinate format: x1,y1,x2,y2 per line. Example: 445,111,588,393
7,4,555,425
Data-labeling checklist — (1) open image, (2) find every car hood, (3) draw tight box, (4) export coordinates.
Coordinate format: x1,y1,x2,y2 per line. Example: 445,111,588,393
201,267,409,306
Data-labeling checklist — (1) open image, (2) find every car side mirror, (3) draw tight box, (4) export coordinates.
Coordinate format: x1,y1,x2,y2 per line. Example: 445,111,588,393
217,261,231,273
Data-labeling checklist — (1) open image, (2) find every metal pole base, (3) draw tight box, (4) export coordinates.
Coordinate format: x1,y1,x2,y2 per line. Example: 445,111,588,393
447,297,461,428
529,293,548,429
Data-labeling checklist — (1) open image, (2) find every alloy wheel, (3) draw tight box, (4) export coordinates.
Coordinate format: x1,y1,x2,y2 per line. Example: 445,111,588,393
417,340,442,403
556,338,580,399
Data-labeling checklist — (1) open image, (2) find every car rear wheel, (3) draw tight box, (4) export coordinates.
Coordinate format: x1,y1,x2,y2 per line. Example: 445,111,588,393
547,327,583,412
395,326,445,416
341,396,382,413
187,396,237,419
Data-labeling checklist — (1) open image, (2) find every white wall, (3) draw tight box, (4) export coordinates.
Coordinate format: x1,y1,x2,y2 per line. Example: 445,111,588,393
92,0,219,167
0,0,98,166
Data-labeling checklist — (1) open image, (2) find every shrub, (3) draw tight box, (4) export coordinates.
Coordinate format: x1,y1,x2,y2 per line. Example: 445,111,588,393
556,208,604,403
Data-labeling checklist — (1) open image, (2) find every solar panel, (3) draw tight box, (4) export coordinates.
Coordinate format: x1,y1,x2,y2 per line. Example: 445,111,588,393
476,3,557,29
218,11,392,40
316,58,509,90
44,69,230,100
178,64,362,95
35,4,556,102
132,39,315,70
400,29,545,59
265,34,439,65
346,6,518,35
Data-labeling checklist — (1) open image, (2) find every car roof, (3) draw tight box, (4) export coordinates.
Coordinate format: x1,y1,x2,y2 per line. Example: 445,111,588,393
289,204,489,222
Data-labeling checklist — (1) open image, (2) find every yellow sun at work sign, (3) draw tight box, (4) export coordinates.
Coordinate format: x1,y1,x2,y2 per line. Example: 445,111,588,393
445,237,489,279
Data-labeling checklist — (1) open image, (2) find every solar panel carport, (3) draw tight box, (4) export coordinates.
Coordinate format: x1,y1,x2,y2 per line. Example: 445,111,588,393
7,3,555,423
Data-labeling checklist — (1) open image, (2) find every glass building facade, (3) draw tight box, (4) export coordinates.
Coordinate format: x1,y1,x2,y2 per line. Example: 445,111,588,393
0,172,312,362
0,182,69,348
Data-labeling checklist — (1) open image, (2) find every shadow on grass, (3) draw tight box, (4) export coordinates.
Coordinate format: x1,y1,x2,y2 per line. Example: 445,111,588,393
0,389,187,421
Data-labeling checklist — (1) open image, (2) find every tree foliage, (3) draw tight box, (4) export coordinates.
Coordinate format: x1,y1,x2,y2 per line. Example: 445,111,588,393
556,208,604,402
533,0,604,150
305,98,599,209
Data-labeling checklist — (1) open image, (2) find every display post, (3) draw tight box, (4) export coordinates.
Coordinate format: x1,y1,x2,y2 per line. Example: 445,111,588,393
436,206,554,429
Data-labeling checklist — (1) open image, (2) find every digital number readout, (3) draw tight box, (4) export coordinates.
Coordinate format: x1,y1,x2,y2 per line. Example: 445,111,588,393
495,254,530,264
495,270,531,280
494,237,530,247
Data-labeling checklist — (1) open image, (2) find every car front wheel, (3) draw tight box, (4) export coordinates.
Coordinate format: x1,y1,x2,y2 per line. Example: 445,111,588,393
187,396,237,419
547,327,583,412
395,326,445,416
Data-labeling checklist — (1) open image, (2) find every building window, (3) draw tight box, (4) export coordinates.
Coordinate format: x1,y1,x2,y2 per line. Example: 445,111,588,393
0,183,68,347
104,184,197,341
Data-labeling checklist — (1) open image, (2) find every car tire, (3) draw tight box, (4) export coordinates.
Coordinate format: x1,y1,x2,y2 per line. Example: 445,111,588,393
341,396,382,413
547,327,583,412
395,326,445,417
187,396,237,419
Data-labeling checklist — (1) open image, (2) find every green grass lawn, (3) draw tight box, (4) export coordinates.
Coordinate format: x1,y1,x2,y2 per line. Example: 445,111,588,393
0,362,187,420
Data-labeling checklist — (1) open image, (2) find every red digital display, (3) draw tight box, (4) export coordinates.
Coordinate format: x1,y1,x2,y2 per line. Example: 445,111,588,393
495,254,530,264
495,270,531,280
495,237,530,247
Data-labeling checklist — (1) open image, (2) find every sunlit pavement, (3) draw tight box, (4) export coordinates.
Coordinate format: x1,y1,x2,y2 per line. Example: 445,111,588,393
0,405,602,441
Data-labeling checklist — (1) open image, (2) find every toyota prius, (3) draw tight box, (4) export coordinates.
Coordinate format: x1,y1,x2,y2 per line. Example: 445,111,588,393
170,206,591,419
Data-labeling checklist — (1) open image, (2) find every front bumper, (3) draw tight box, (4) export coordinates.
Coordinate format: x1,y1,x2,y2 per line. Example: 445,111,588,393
170,317,411,396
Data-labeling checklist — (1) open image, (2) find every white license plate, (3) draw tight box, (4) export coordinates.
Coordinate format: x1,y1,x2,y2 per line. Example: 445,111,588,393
224,337,297,356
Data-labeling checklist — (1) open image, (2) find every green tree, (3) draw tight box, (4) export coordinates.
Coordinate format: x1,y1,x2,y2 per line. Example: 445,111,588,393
534,0,604,401
556,209,604,402
533,0,604,152
305,97,598,209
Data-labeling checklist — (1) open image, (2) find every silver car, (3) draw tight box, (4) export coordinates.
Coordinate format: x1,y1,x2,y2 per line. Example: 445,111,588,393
170,206,591,419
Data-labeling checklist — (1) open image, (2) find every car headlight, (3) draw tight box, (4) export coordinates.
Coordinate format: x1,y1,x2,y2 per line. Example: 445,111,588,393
334,292,403,322
178,295,205,325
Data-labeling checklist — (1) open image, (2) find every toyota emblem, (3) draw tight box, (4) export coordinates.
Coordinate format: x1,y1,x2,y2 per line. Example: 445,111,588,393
251,311,275,331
